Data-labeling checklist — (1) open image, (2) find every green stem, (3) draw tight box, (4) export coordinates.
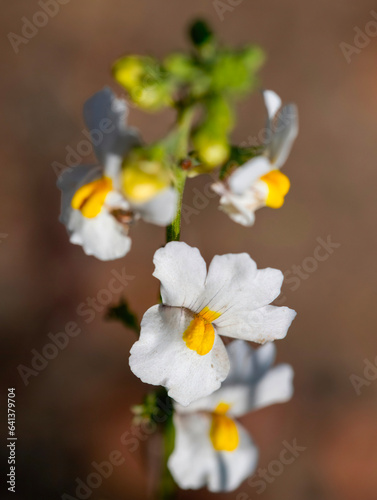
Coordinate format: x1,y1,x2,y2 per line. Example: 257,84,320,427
165,105,194,244
156,394,177,500
166,169,186,243
157,108,194,500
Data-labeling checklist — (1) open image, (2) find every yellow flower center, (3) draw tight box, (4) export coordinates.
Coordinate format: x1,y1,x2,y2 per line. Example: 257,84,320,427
260,169,290,208
182,307,221,356
210,402,239,452
71,176,113,218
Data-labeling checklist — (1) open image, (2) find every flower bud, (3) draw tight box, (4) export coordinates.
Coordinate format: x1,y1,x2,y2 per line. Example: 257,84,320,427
121,150,171,203
189,20,213,48
113,55,146,89
240,45,265,72
193,126,230,168
206,96,234,132
164,53,196,81
211,51,256,95
113,56,173,110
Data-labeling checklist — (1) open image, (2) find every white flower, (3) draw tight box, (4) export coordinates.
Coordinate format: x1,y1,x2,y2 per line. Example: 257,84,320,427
212,90,298,226
57,88,178,261
129,242,296,406
168,340,294,492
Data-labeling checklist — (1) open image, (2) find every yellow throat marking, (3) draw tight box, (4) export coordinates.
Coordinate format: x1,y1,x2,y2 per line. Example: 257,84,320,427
260,169,290,209
210,402,239,452
182,307,221,356
71,177,113,218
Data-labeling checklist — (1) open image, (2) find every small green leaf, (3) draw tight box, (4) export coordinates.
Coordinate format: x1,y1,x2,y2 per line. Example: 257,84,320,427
106,298,139,334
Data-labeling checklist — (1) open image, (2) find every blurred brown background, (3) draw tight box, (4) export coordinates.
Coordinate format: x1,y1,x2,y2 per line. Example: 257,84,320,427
1,0,377,499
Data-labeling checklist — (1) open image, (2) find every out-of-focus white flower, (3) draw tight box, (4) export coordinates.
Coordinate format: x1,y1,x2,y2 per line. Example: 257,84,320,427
57,88,177,261
168,340,294,492
212,90,298,226
129,242,296,406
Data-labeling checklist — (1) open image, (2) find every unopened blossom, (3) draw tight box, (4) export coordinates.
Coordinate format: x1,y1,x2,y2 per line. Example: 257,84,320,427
168,340,294,492
212,90,298,226
58,88,178,261
129,242,296,406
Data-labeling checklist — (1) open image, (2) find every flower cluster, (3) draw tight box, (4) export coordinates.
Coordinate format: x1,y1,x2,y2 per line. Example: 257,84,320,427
58,88,178,261
57,20,298,496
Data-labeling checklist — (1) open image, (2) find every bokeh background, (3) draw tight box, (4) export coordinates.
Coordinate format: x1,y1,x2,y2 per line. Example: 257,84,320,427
1,1,377,499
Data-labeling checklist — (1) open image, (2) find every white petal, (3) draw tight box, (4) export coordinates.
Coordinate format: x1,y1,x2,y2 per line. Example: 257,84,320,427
267,103,299,168
226,340,276,384
105,190,131,211
228,156,271,195
246,363,294,411
66,208,131,261
176,341,283,417
169,413,258,492
174,384,249,416
196,254,284,318
263,90,282,120
168,413,215,490
83,87,140,180
217,305,296,344
153,242,207,310
203,341,293,416
132,187,178,226
57,164,131,261
129,305,230,406
212,182,257,227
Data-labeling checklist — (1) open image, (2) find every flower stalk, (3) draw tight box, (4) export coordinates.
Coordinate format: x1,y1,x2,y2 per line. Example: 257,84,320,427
166,169,186,243
158,107,193,499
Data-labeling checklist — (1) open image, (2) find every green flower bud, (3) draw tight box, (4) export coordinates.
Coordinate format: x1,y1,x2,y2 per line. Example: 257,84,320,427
113,56,173,110
193,125,230,168
240,45,265,72
164,53,196,81
189,20,213,47
206,96,235,132
130,81,173,111
211,51,258,95
113,55,149,89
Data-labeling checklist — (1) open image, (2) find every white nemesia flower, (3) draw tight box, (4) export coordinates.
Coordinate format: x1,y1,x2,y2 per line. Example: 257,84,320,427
168,340,294,492
57,87,178,261
129,242,296,406
212,90,298,226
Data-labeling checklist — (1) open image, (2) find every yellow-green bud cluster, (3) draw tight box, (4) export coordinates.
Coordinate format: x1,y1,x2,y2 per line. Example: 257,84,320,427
112,19,266,173
113,56,173,111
